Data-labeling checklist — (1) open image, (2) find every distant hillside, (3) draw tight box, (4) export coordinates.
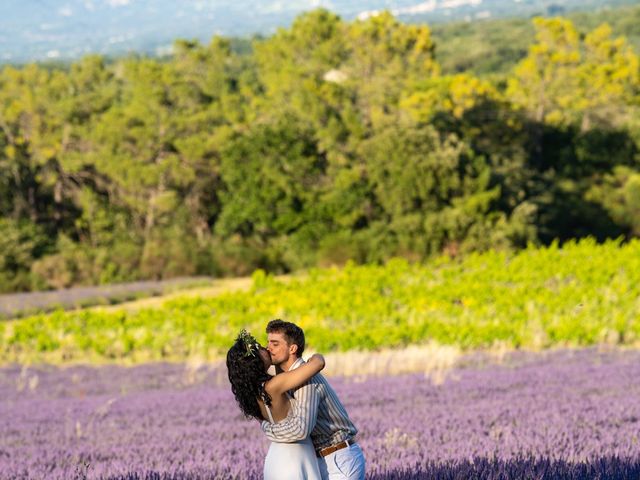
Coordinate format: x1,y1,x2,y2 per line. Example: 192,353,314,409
0,0,637,64
430,3,640,75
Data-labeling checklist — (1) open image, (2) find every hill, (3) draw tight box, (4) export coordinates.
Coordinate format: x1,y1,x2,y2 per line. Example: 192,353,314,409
431,3,640,75
1,0,637,63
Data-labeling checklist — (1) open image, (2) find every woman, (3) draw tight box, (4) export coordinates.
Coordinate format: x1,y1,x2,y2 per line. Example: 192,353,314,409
226,329,325,480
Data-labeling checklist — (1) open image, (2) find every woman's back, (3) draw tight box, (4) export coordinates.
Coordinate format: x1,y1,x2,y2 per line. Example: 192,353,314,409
258,383,292,422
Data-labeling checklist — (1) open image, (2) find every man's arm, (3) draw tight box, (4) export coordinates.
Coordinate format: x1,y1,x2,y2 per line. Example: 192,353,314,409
261,380,319,442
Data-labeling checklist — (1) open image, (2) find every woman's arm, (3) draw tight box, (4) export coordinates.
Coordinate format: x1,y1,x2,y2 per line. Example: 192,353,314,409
266,354,325,395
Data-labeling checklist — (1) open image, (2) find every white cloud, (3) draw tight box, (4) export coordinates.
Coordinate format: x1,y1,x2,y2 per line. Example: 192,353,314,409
441,0,482,8
108,35,126,44
393,1,437,15
259,1,288,14
58,5,73,16
393,0,482,16
107,0,131,7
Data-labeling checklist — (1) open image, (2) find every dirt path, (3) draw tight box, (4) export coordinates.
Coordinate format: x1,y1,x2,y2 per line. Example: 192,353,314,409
90,277,255,313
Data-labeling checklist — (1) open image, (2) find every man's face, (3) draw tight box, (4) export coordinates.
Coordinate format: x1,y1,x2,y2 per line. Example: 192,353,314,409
267,331,295,366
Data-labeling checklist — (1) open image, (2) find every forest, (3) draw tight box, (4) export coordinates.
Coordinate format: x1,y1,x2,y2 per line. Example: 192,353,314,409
1,6,639,293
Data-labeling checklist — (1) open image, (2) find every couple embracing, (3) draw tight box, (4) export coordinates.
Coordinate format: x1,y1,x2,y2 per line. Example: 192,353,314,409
226,320,366,480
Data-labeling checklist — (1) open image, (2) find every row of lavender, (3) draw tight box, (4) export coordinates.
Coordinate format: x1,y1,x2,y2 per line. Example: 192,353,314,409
1,348,639,479
0,277,212,319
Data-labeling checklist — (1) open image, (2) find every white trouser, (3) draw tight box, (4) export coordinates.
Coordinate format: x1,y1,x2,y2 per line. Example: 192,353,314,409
317,443,366,480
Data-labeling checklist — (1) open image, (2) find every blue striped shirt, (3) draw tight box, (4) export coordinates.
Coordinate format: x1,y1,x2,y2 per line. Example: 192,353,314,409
261,358,358,451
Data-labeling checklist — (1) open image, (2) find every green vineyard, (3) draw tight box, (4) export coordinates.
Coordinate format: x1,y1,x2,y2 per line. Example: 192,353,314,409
1,238,639,365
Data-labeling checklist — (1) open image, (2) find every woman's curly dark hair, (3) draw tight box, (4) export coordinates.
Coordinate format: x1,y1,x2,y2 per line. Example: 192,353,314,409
226,333,272,421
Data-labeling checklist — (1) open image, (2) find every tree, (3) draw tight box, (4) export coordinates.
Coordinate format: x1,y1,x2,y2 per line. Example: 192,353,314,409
358,119,517,257
507,18,639,131
507,17,582,127
578,23,640,131
0,219,48,292
0,64,72,228
80,45,242,278
586,166,640,236
216,115,324,254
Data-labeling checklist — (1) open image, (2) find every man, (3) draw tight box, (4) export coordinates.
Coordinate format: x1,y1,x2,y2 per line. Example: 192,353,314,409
263,319,366,480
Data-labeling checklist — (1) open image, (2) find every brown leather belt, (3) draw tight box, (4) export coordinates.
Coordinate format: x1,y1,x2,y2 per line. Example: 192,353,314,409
317,439,353,458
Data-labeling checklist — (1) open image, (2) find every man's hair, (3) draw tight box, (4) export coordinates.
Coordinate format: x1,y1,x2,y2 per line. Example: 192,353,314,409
266,319,305,357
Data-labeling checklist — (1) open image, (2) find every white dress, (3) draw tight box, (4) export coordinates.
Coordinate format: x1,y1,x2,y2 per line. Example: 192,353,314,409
263,399,322,480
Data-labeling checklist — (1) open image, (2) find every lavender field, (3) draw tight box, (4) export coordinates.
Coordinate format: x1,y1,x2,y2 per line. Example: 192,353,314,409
1,348,639,479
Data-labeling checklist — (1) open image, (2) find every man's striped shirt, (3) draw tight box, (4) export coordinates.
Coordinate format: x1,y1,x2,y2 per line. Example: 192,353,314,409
261,358,358,451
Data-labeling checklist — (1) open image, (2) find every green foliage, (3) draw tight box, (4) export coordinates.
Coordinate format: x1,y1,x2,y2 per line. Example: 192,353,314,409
430,4,640,76
431,18,533,76
2,239,639,364
507,17,639,130
0,7,640,291
0,219,50,292
586,166,640,236
217,115,321,240
358,121,509,256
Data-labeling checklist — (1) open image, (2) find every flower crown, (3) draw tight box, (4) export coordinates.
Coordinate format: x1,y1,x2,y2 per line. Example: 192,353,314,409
238,329,260,358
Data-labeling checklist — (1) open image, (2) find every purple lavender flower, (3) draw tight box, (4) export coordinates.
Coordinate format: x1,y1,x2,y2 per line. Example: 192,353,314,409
0,348,638,479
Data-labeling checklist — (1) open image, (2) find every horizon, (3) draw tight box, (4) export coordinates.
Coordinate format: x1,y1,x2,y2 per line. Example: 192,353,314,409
1,0,635,64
